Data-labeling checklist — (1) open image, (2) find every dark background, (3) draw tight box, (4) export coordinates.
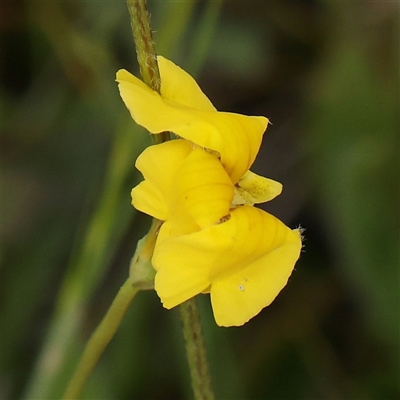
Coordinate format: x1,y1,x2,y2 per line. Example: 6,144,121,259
1,1,399,399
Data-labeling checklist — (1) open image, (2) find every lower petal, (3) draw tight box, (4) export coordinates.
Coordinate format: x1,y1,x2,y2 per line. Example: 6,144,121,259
210,227,302,327
152,222,226,308
153,206,302,324
154,250,210,309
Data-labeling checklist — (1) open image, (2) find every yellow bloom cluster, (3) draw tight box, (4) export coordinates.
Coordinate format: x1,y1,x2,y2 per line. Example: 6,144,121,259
117,57,302,327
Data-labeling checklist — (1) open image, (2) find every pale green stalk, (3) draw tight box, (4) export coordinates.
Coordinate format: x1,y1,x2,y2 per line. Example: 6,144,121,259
23,118,147,400
61,216,159,398
62,279,139,399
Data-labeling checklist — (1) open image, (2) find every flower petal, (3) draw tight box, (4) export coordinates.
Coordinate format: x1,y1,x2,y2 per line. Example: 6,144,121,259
169,145,233,231
232,170,283,205
117,67,268,183
158,56,216,112
210,238,301,326
154,253,211,308
132,139,233,236
131,182,167,221
153,206,302,324
153,219,229,308
131,140,192,220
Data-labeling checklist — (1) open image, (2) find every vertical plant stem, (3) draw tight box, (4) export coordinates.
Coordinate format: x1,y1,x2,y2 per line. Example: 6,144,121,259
62,279,139,399
180,298,215,400
127,3,214,399
127,0,169,143
127,0,160,92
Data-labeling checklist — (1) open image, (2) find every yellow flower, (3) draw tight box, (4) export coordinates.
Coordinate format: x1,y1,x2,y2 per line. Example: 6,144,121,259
131,139,301,326
153,206,302,327
117,56,268,183
117,57,302,327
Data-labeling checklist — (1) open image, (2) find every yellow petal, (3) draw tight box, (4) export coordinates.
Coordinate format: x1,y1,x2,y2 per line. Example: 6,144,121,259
135,140,194,195
177,111,267,184
158,56,216,112
211,240,301,326
116,66,268,183
153,206,302,322
153,220,228,308
232,170,283,205
169,145,233,231
131,182,167,221
210,207,301,326
154,257,210,309
131,140,192,220
132,139,233,236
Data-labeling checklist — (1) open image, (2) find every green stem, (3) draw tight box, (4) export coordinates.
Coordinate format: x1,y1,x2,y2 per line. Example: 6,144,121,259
127,3,214,399
127,0,169,144
62,279,139,399
180,298,215,400
127,0,160,92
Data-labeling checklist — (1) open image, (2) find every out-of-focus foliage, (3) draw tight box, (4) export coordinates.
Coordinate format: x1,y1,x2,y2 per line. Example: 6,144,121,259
1,1,398,399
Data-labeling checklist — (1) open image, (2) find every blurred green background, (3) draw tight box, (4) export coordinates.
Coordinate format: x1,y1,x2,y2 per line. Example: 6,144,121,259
1,1,399,399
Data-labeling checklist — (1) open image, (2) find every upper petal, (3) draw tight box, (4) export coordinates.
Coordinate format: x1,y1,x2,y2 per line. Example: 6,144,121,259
158,56,216,112
117,66,268,183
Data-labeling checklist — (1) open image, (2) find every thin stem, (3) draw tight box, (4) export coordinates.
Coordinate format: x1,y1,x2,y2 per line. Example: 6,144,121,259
127,3,214,400
62,279,139,399
127,0,160,92
180,298,215,400
127,0,169,144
